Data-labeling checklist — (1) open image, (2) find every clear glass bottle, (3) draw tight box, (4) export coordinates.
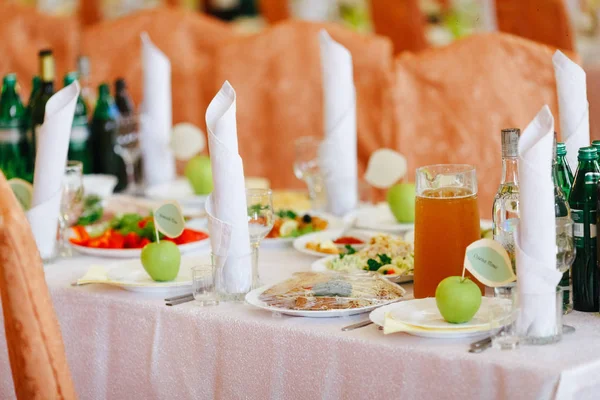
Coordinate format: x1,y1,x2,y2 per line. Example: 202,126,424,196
492,128,520,274
553,135,572,313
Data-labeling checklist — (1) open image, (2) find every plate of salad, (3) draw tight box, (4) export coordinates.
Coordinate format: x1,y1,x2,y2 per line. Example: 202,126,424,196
262,209,343,247
311,234,414,283
70,213,210,258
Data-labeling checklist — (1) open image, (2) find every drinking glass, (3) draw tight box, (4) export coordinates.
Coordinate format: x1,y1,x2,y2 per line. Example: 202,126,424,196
556,217,576,330
247,188,275,289
489,288,520,350
192,265,219,306
413,164,483,298
212,252,254,302
114,113,141,195
293,136,327,211
58,161,84,257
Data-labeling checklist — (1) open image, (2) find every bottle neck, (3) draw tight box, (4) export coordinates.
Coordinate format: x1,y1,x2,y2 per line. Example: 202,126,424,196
501,157,519,185
40,81,54,95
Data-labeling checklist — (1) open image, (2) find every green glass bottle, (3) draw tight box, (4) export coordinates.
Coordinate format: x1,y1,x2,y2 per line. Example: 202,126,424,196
569,147,600,312
20,76,40,182
556,142,574,199
63,72,93,174
90,83,127,191
553,136,572,313
0,74,27,180
27,50,55,177
592,140,600,161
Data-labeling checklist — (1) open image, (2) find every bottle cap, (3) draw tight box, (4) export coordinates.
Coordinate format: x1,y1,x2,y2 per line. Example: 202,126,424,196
39,49,53,57
63,71,79,87
501,128,520,157
592,140,600,153
115,78,126,92
98,83,110,96
578,146,597,161
3,73,16,85
556,142,567,156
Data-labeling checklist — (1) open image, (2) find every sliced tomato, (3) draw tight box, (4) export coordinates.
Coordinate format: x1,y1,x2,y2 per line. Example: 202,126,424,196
174,229,209,245
70,225,90,245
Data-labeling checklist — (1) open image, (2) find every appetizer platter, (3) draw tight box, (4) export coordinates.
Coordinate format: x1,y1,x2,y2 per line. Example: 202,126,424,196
263,209,343,246
70,212,209,258
311,234,414,283
293,229,372,257
245,271,406,318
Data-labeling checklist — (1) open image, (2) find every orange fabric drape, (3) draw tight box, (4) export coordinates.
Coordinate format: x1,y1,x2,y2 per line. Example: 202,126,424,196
0,172,76,399
259,0,290,24
369,0,429,54
78,0,103,27
391,33,560,218
82,7,235,132
0,2,79,97
496,0,575,51
212,20,394,190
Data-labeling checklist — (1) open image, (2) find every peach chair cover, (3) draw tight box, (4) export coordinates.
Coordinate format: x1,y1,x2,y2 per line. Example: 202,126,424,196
392,33,560,218
0,173,76,399
212,20,394,190
0,2,79,97
369,0,428,54
81,7,234,133
496,0,575,51
259,0,290,24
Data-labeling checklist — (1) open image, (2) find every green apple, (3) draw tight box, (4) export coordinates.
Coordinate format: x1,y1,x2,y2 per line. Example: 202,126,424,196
435,276,482,324
184,155,213,195
141,241,181,282
386,183,415,223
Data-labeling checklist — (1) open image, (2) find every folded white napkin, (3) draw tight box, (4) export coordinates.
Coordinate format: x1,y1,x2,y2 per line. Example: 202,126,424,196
318,30,357,216
27,82,80,258
205,81,252,294
516,106,562,337
553,50,590,169
140,32,176,186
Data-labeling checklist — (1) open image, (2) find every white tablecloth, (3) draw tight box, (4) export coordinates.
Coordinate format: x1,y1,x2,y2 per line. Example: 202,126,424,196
1,247,600,400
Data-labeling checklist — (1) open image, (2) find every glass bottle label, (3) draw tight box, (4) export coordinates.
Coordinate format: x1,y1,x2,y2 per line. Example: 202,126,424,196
70,126,89,146
0,128,20,144
571,209,597,247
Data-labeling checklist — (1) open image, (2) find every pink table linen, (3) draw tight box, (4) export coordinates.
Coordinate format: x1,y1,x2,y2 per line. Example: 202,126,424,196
1,249,600,399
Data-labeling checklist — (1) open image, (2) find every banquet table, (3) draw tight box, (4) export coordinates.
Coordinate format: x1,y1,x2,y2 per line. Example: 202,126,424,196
1,246,600,400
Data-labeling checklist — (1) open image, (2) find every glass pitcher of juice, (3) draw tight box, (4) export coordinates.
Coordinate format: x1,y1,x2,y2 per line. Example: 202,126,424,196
413,164,484,298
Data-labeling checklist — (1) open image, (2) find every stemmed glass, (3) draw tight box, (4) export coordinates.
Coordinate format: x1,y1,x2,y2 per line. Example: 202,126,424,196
556,216,576,333
293,136,327,211
246,188,275,289
114,114,141,195
58,161,84,257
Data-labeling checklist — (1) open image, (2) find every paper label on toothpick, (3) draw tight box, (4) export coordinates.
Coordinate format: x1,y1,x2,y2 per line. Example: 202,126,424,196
8,178,33,211
154,201,185,238
464,239,516,287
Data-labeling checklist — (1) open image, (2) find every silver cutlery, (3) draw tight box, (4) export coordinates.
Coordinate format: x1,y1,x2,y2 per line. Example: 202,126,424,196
166,296,194,306
341,319,373,331
164,293,194,302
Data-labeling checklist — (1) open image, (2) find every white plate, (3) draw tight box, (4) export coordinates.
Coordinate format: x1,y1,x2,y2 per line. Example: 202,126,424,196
71,228,210,259
369,297,509,339
245,284,404,318
292,229,372,257
145,178,208,208
311,255,413,284
349,204,414,233
79,255,210,293
262,212,344,247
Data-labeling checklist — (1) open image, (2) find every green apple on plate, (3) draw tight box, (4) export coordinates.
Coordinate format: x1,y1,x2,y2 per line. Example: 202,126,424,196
387,183,415,223
141,241,181,282
435,276,482,324
184,155,213,195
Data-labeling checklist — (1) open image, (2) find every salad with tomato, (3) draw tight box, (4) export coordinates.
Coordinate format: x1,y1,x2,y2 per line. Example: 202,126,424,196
70,213,208,250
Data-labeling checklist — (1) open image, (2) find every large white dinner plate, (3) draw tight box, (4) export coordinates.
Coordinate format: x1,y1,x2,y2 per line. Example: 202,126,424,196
245,284,404,318
292,229,373,257
262,211,344,247
349,204,414,233
78,255,210,293
145,178,208,208
369,297,509,339
311,256,413,284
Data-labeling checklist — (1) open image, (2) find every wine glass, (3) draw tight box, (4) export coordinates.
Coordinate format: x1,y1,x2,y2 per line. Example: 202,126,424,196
114,113,141,195
293,136,327,211
58,161,84,257
246,188,275,289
